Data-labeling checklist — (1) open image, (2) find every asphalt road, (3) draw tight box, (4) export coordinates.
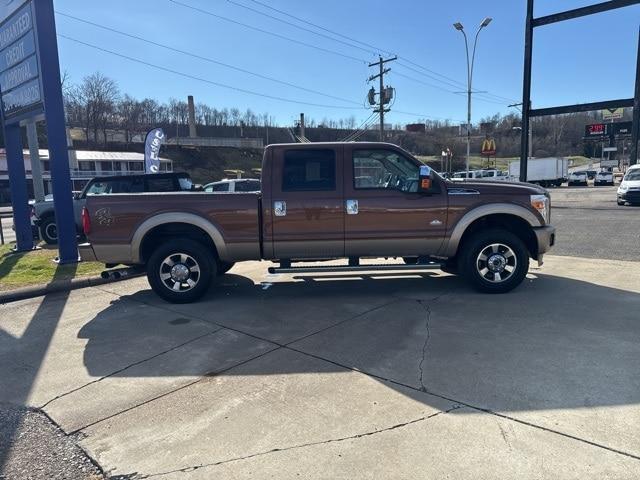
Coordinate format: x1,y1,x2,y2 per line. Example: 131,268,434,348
549,186,640,261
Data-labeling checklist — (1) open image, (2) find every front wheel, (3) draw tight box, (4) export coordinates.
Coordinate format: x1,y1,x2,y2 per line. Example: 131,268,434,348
458,229,529,294
146,239,215,303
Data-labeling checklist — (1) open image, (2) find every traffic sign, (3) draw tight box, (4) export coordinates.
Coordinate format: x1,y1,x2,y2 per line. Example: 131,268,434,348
602,108,624,121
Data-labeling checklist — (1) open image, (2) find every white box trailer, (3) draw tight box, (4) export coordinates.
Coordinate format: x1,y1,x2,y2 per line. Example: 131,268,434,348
508,158,569,187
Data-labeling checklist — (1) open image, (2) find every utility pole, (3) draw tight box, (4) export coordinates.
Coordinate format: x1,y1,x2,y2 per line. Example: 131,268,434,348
368,55,397,141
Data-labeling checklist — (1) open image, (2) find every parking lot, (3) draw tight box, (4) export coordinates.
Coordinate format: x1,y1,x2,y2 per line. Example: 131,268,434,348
1,186,639,479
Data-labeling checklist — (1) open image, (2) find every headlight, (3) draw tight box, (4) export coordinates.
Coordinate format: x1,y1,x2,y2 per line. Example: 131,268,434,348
619,184,628,192
530,194,550,224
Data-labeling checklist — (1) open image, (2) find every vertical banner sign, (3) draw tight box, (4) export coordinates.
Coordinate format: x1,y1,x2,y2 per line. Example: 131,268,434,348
144,128,165,173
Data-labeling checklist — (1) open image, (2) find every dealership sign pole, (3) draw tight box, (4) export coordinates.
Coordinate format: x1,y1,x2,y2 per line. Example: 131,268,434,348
0,0,77,261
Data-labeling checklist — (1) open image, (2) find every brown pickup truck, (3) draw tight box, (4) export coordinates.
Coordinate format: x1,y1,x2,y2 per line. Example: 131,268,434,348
80,142,555,303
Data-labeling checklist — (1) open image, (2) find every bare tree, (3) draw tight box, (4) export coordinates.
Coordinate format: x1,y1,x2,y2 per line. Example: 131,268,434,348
74,72,120,147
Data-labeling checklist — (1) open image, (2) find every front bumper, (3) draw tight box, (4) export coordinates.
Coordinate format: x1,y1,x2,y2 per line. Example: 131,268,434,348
533,225,555,256
78,242,98,262
618,190,640,203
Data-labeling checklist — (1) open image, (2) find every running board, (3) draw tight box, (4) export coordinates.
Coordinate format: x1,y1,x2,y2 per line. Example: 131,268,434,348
268,263,443,274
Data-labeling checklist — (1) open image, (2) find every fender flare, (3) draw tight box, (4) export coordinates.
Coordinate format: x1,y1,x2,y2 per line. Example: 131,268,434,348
440,203,542,257
131,212,228,263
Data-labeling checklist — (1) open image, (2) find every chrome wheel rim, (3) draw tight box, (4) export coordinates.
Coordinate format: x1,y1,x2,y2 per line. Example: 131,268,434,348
159,253,201,292
476,243,517,283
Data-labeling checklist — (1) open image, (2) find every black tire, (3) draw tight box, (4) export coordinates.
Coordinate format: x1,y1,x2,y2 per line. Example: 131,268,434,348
440,259,458,275
146,239,215,303
617,199,625,206
457,229,529,294
40,217,58,244
217,261,235,275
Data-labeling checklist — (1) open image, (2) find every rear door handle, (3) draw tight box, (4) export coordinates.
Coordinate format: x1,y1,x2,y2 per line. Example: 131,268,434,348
274,201,286,217
346,199,358,215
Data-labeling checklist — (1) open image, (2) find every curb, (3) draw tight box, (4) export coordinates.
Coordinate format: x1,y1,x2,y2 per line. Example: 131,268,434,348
0,271,146,304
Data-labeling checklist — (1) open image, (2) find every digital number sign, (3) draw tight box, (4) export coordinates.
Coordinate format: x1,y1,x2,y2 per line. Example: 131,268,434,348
585,123,608,137
0,0,43,122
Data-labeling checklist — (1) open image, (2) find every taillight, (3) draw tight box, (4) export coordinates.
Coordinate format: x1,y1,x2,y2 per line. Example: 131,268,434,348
82,207,91,235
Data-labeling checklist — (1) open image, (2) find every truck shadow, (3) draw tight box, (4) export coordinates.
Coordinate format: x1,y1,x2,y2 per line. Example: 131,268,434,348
76,270,640,416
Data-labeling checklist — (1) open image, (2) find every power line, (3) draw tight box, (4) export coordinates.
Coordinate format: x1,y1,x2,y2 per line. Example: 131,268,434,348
167,0,366,64
57,34,365,110
241,0,518,103
224,0,378,57
245,0,395,56
169,0,518,105
55,11,361,106
392,71,511,107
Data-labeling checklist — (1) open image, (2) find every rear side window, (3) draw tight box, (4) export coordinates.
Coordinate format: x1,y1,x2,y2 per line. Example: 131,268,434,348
282,149,336,192
145,177,176,192
207,183,230,192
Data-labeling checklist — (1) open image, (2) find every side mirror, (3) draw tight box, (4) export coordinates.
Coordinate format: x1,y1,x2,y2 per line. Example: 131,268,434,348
418,165,434,193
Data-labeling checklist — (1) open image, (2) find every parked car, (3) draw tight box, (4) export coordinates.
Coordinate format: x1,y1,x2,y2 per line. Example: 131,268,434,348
478,169,510,181
81,142,555,303
33,172,194,244
617,165,640,205
451,170,483,180
568,171,588,186
594,169,614,186
203,178,260,193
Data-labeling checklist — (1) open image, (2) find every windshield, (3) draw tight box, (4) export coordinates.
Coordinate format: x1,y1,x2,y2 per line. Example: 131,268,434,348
624,170,640,181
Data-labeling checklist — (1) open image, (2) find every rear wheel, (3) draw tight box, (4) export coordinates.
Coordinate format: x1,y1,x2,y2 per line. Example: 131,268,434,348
40,217,58,244
146,239,215,303
458,229,529,293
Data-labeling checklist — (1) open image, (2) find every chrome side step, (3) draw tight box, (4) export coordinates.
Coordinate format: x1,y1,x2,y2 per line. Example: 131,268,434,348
268,263,443,274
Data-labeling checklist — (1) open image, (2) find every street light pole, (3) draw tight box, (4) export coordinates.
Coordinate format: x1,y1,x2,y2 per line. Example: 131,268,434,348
454,17,492,177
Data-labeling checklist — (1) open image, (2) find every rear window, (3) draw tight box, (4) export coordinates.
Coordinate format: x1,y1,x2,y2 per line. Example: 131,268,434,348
85,178,144,195
282,149,336,192
145,177,176,192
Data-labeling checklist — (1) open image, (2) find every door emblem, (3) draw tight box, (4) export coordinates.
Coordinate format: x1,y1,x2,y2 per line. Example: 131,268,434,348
274,201,286,217
430,219,443,226
346,199,358,215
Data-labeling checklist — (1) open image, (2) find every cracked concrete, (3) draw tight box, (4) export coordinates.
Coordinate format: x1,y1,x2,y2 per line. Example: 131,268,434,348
138,405,466,478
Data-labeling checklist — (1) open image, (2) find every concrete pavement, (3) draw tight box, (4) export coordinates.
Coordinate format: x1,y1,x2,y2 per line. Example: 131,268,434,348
1,255,640,478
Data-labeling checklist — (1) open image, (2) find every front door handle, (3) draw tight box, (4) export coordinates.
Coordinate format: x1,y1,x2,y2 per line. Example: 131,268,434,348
346,199,358,215
274,201,286,217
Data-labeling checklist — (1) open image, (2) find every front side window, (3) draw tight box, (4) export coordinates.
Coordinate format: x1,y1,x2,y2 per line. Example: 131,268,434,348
282,149,336,192
353,149,419,192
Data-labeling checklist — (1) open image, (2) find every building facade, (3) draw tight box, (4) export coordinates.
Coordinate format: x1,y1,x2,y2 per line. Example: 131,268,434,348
0,150,173,204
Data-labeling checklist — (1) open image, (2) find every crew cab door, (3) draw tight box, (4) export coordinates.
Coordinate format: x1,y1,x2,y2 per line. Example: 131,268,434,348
269,146,344,259
343,145,448,257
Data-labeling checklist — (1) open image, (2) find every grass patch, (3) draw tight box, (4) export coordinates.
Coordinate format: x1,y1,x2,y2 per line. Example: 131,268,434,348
0,243,109,292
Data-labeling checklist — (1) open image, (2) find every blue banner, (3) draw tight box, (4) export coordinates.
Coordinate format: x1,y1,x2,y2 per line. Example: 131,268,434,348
144,128,165,173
